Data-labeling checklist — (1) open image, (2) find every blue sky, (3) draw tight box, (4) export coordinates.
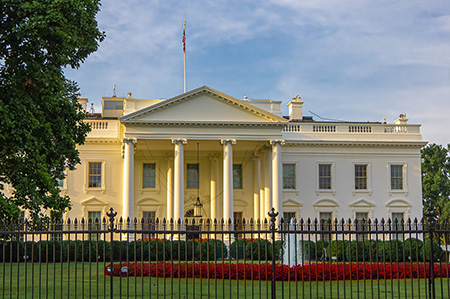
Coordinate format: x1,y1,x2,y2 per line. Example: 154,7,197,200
65,0,450,146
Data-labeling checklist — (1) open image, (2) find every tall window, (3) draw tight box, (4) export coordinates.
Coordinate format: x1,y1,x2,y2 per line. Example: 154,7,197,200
318,164,332,190
391,212,404,240
88,162,102,188
355,212,369,241
186,163,199,189
283,212,296,224
391,165,404,190
88,211,101,240
233,164,242,189
142,211,156,239
283,164,296,189
354,164,367,190
143,163,156,188
319,212,332,242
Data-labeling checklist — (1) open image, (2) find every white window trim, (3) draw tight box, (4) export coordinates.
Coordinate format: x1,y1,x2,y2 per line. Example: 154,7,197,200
282,162,299,194
316,162,336,195
233,163,244,191
185,161,200,190
139,161,160,194
84,160,106,194
388,163,408,196
352,162,372,195
386,198,411,220
57,169,68,193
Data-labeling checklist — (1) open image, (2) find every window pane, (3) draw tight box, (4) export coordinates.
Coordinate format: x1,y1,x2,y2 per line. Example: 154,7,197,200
391,165,403,190
143,163,156,188
283,212,296,223
283,164,296,189
355,212,369,241
233,164,242,189
88,162,102,188
354,164,367,190
187,164,199,189
319,212,332,241
391,212,404,240
319,164,331,189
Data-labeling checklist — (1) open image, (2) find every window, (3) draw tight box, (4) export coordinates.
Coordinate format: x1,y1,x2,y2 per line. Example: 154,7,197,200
355,212,369,241
354,165,367,190
391,212,404,240
319,164,332,190
56,177,64,188
234,212,243,239
142,211,156,239
186,164,199,189
319,212,332,242
143,163,156,188
88,162,102,188
283,164,296,189
283,212,296,224
88,211,101,240
390,165,404,190
233,164,242,189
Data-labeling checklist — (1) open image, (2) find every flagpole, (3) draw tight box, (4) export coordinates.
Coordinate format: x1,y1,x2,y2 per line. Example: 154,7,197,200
183,21,186,93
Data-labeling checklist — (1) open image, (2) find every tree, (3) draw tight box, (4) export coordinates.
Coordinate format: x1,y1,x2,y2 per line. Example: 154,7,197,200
0,1,105,222
422,144,450,224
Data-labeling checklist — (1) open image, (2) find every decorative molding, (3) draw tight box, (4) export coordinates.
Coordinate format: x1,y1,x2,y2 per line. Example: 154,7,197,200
220,139,237,146
269,139,285,146
171,138,187,145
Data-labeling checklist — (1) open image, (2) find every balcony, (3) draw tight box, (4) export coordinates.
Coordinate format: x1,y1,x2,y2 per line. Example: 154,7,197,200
85,119,121,140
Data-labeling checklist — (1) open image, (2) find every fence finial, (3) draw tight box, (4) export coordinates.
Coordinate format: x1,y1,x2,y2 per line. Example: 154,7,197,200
107,207,117,231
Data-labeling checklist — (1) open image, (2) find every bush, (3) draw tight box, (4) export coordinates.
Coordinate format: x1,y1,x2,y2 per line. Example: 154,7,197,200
230,240,247,260
377,240,404,262
198,239,228,260
274,240,284,260
345,240,372,262
316,240,329,261
403,238,423,261
300,240,316,261
246,240,272,260
422,239,443,262
326,240,349,261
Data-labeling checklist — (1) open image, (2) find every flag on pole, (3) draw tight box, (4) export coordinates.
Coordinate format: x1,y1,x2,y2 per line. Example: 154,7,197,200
182,22,186,53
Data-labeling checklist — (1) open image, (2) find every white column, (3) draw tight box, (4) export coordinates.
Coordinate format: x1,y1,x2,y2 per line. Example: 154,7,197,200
123,138,137,221
271,140,285,224
172,139,187,228
259,149,266,221
221,139,236,225
253,154,261,221
166,153,174,221
209,154,220,220
264,147,272,219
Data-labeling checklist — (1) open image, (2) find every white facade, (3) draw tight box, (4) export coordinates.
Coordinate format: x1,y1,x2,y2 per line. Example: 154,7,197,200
60,86,424,224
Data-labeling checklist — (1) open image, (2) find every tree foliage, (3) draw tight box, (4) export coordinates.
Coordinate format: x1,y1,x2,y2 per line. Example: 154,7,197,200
421,143,450,223
0,1,105,221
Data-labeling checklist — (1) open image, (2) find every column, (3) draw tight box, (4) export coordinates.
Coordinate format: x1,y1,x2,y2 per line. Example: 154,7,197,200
221,139,236,225
264,147,272,219
209,154,220,220
271,140,285,227
259,149,266,221
166,153,174,221
252,154,261,221
172,139,187,228
123,138,137,221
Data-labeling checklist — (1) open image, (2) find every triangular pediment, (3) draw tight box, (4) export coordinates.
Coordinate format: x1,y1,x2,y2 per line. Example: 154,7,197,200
313,198,339,207
120,86,287,124
283,198,303,207
349,199,376,208
81,196,108,207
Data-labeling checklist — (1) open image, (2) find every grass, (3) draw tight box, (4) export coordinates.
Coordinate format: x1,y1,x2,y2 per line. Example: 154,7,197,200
1,262,450,298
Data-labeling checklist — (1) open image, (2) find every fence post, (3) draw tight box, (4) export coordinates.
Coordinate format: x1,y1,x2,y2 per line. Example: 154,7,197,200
107,208,117,299
268,208,279,299
425,207,436,299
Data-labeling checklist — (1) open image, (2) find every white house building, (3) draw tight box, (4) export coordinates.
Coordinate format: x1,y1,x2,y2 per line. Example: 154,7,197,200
62,85,424,228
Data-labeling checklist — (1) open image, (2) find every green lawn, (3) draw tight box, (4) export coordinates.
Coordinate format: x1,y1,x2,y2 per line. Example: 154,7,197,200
1,262,449,298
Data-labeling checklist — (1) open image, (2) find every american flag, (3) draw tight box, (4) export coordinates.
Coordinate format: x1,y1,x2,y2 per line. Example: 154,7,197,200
182,23,186,53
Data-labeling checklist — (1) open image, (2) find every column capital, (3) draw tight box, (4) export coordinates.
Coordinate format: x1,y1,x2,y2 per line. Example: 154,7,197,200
269,139,285,146
220,139,236,146
209,153,221,161
123,137,137,144
252,154,261,160
171,138,187,145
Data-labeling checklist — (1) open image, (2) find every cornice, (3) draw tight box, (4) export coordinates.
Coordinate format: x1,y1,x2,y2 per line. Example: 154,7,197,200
122,121,285,127
284,140,427,148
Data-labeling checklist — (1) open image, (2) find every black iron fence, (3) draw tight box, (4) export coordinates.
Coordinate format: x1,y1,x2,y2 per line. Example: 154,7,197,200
1,208,450,298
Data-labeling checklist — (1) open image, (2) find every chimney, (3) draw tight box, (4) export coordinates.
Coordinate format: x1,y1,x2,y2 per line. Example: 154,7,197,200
394,113,408,125
77,92,88,112
288,95,304,121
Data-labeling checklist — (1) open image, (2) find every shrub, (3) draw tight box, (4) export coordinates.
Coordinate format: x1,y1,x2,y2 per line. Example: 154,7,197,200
246,240,272,260
300,240,316,261
422,239,443,262
230,240,247,260
316,240,329,261
326,240,349,261
377,240,404,262
345,240,372,262
198,239,228,260
403,238,423,261
274,240,284,260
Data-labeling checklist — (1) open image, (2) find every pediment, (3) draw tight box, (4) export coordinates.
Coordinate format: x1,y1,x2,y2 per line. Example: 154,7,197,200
313,198,339,207
81,196,108,207
137,197,162,206
349,199,376,208
234,199,248,206
283,198,303,207
120,86,287,124
386,199,411,208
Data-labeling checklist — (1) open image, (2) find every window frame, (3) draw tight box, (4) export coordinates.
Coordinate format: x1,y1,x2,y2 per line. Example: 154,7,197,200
282,163,296,190
186,163,199,189
316,162,335,194
388,163,408,194
142,162,157,189
352,163,372,195
84,160,106,192
233,164,243,190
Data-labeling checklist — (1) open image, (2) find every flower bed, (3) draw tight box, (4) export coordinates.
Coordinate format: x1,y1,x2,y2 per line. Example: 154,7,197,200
105,261,450,281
